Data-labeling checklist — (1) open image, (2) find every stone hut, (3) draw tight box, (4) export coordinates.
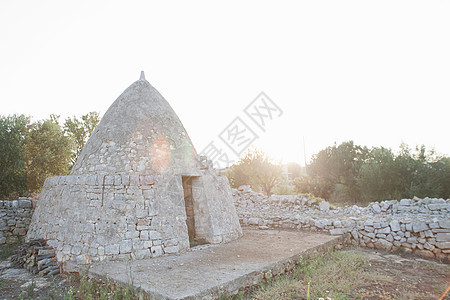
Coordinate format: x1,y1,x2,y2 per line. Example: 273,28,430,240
27,72,242,266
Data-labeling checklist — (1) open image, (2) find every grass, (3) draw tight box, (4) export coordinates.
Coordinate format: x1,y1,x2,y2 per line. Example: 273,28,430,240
66,272,148,300
249,249,393,300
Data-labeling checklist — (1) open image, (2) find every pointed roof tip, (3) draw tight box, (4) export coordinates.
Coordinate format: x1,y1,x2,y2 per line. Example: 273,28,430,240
139,71,146,81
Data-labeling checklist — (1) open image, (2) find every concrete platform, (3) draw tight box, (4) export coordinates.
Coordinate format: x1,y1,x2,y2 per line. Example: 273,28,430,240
88,229,343,299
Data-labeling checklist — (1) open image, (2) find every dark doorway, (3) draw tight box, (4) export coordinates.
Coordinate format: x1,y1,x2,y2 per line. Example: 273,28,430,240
182,176,196,246
182,176,207,247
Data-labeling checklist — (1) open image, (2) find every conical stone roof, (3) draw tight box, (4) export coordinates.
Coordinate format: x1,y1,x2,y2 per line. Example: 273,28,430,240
71,72,197,176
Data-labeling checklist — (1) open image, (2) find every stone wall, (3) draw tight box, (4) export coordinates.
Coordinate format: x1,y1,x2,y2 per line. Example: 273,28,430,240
27,171,241,267
27,174,190,265
0,199,34,245
233,186,450,260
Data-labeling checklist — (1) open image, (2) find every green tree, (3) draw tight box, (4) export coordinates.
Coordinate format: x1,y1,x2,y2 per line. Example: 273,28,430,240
227,148,282,196
357,147,399,203
0,115,30,198
292,175,334,199
308,141,368,203
64,112,100,167
24,115,73,193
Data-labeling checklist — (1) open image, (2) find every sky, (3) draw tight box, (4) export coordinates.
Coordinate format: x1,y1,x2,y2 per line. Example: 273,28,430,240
1,0,449,166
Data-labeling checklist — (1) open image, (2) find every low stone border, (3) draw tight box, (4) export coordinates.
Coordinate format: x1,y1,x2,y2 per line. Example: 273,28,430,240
233,187,450,260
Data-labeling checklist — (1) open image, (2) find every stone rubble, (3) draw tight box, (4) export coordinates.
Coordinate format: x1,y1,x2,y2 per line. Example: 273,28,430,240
11,239,60,276
233,185,450,260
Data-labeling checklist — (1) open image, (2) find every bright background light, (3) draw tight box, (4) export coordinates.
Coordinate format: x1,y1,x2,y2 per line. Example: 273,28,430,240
1,1,449,164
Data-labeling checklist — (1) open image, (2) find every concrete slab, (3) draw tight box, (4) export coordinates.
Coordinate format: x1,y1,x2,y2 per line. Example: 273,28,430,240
88,229,343,299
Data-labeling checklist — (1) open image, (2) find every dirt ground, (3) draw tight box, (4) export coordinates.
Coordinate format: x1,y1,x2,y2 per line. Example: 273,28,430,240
347,248,449,300
0,259,69,299
1,243,449,299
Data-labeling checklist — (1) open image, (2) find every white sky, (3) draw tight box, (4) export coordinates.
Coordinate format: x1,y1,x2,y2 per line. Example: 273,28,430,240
1,0,449,165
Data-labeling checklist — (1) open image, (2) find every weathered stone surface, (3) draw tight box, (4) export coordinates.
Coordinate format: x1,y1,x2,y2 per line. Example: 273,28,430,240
415,249,435,258
435,233,450,242
439,220,450,229
233,186,450,260
372,204,381,213
0,199,34,245
412,222,428,233
389,220,401,232
330,228,345,235
319,201,330,211
374,239,392,250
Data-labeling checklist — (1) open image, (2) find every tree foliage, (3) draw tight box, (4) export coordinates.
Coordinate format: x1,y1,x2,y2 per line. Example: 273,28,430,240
296,141,450,205
227,148,282,196
0,113,99,197
64,112,100,167
24,115,73,193
0,115,30,198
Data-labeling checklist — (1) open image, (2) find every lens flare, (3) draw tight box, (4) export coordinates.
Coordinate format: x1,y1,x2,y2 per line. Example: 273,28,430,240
151,136,171,172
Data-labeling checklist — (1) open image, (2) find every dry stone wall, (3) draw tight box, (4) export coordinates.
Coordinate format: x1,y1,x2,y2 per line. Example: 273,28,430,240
233,186,450,260
27,174,188,265
0,199,34,245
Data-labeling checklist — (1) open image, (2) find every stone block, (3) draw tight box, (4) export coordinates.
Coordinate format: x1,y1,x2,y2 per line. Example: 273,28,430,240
119,240,132,253
314,220,325,229
389,220,401,232
104,244,119,255
17,200,32,208
364,220,374,226
436,242,450,249
248,218,260,225
129,175,139,186
133,249,150,259
333,220,343,228
429,222,440,229
104,175,114,185
439,220,450,229
436,233,450,242
151,245,163,257
140,231,149,240
374,239,392,250
125,231,139,239
386,234,394,242
319,201,330,211
412,222,428,233
417,238,426,244
372,204,381,213
415,249,434,258
424,230,434,238
407,237,417,243
163,245,179,254
364,226,374,233
423,242,433,250
377,227,391,234
399,199,411,206
330,228,345,235
121,175,130,186
132,239,145,250
114,175,122,186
